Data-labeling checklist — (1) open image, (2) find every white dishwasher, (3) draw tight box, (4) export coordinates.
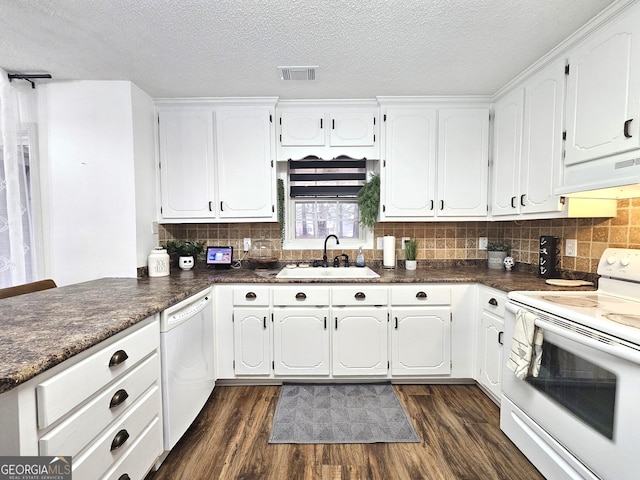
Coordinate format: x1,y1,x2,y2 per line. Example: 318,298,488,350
160,286,215,452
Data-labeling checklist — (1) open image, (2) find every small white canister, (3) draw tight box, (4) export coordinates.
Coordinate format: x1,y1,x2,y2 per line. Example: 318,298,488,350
148,247,170,277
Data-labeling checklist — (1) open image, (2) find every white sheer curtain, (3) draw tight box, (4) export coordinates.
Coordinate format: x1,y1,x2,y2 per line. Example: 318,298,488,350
0,68,38,288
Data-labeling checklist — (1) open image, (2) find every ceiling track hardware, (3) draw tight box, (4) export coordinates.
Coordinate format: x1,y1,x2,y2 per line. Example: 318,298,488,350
7,73,52,89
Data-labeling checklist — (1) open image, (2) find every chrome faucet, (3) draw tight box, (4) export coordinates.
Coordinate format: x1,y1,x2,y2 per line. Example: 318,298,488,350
323,234,340,267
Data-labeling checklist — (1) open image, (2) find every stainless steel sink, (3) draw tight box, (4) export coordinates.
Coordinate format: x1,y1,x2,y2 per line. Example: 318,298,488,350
275,266,380,279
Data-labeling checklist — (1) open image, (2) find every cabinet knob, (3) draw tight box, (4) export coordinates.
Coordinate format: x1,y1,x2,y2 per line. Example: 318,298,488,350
109,389,129,409
108,349,129,367
416,291,427,299
295,292,307,300
624,118,633,138
245,292,257,300
488,298,498,306
118,475,131,480
110,429,130,451
354,292,366,300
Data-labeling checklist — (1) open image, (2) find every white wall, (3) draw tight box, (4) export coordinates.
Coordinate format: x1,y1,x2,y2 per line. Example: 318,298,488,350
38,81,156,286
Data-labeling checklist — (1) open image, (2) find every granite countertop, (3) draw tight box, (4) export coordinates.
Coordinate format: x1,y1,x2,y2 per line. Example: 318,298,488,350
0,264,596,394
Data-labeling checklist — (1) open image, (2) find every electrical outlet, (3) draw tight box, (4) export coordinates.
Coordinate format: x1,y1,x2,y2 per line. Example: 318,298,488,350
377,237,383,249
243,238,251,252
151,221,158,235
565,239,577,257
401,237,410,249
479,237,488,250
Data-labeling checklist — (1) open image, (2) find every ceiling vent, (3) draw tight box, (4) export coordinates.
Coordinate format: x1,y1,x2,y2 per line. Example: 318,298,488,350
278,66,317,81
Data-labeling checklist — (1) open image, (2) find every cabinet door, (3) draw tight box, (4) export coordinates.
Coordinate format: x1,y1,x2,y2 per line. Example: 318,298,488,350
478,311,504,400
437,108,489,217
273,308,330,376
491,90,523,216
216,107,275,219
332,307,388,376
329,111,376,147
390,307,451,375
381,108,437,219
233,308,270,375
520,61,565,214
565,3,640,165
158,110,216,218
279,111,325,146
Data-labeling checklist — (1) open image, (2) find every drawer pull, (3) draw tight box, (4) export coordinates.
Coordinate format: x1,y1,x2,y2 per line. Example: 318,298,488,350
354,292,366,300
295,292,307,300
498,331,504,345
335,317,338,330
245,292,257,300
109,389,129,409
110,429,130,451
263,316,267,329
119,475,131,480
488,298,498,306
395,317,398,329
324,317,327,329
416,291,427,299
624,118,633,138
109,349,129,367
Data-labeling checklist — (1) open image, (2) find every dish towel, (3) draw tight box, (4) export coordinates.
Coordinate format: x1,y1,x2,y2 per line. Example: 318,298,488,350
506,308,544,380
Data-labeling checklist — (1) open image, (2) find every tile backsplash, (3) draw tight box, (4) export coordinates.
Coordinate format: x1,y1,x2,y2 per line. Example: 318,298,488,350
159,199,640,274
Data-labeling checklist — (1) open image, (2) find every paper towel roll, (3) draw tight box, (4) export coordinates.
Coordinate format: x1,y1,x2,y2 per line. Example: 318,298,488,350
383,236,396,268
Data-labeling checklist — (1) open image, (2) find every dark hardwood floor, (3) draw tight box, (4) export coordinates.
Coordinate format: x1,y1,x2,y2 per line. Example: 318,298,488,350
145,384,544,480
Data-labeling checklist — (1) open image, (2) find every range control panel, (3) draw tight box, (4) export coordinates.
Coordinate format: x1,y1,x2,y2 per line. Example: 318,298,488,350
597,248,640,282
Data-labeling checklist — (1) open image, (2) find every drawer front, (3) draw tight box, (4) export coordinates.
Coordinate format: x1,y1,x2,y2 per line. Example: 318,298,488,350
479,288,507,317
100,416,162,480
331,286,388,306
39,353,160,457
233,286,270,306
272,286,330,306
390,285,451,305
37,319,159,428
72,386,161,480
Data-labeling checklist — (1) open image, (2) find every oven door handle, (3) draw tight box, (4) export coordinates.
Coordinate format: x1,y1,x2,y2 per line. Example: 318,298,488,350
535,318,640,366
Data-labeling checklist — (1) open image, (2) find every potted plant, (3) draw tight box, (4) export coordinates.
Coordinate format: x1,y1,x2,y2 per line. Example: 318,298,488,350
358,173,380,229
163,240,205,270
487,241,510,270
405,239,418,270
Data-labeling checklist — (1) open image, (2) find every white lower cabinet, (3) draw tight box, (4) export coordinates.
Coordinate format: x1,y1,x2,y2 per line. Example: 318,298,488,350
273,307,330,375
332,307,388,376
232,287,271,376
476,287,507,403
390,285,452,375
0,316,162,480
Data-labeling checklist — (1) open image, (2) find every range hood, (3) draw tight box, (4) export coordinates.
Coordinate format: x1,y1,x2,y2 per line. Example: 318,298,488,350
556,150,640,199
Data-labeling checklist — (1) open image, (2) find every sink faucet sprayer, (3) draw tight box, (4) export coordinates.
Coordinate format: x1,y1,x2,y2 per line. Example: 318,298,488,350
323,235,340,267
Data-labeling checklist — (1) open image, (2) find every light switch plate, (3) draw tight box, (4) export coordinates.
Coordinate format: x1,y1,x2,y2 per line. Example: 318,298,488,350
377,237,383,249
479,237,488,250
565,239,577,257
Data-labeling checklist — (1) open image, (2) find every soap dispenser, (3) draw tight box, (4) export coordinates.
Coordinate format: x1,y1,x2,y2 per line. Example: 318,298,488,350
356,246,365,267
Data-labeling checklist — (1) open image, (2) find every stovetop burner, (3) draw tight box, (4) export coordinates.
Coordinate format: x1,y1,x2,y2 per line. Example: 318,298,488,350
540,295,600,308
602,313,640,328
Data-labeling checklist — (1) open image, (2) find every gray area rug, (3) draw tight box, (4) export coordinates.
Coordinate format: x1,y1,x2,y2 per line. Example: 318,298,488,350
269,383,420,444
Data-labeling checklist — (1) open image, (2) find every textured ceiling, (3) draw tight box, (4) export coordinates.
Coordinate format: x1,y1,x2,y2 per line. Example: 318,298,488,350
0,0,616,99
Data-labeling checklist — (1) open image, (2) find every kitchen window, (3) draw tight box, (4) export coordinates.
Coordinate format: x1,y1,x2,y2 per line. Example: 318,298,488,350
283,157,372,250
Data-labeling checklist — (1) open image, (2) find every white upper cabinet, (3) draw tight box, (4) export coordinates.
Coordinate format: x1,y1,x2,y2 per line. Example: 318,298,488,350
380,103,489,221
276,101,379,160
491,62,565,217
564,2,640,165
437,108,489,217
381,107,437,219
157,99,277,222
491,89,523,217
158,109,216,219
216,106,275,219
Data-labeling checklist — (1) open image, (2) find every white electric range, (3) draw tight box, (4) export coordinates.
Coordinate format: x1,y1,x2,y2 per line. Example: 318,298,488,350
501,248,640,480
